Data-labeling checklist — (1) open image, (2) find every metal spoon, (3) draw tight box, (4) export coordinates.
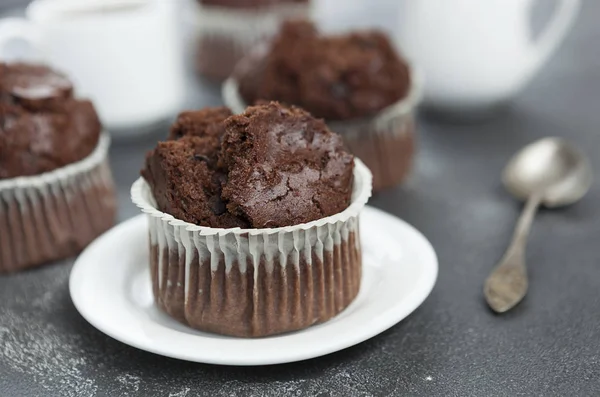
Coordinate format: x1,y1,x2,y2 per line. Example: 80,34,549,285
484,137,593,313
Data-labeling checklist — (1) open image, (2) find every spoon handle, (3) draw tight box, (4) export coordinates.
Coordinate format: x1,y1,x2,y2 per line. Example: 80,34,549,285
510,194,541,252
484,194,541,313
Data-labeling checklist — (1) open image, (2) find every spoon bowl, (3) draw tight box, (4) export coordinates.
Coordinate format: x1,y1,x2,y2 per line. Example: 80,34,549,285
502,137,593,207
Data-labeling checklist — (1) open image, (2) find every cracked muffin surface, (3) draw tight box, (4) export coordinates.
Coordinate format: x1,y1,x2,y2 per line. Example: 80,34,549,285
221,102,354,228
142,102,354,229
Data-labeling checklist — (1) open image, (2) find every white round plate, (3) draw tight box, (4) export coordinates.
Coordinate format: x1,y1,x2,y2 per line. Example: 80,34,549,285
70,206,438,366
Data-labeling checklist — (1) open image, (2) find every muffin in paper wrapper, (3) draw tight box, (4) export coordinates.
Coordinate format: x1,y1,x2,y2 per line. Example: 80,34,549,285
222,52,423,191
0,134,117,273
194,2,311,81
131,158,372,337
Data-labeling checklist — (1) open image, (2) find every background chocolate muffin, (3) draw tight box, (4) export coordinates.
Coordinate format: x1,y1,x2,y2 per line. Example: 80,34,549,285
0,64,101,179
230,20,419,192
238,20,410,120
0,63,116,273
194,0,311,81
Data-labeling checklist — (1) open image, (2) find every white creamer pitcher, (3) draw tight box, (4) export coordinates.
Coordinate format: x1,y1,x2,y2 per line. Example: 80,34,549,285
396,0,580,112
0,0,186,133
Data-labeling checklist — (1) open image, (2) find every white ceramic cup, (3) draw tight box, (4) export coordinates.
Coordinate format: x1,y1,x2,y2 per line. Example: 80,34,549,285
396,0,581,113
0,0,186,133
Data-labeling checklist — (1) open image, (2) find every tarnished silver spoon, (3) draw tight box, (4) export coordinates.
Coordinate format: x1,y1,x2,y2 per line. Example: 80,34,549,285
484,138,593,313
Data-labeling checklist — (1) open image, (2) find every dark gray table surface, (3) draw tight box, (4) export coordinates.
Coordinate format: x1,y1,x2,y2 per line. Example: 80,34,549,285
1,1,600,396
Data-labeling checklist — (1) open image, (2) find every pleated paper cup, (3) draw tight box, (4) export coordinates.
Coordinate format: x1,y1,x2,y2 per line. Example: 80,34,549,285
194,2,311,81
131,158,372,337
0,133,117,273
223,57,423,191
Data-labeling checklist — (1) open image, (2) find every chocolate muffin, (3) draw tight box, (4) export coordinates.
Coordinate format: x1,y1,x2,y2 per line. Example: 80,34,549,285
194,0,310,81
238,20,410,120
134,102,372,337
0,63,116,273
0,64,101,178
229,20,420,191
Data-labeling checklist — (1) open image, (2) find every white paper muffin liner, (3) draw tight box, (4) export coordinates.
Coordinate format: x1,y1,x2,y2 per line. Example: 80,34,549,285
0,134,117,273
131,158,372,337
194,2,311,80
222,55,424,191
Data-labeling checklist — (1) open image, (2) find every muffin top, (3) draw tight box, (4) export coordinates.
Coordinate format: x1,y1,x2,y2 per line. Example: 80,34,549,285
168,106,232,141
142,102,354,229
238,20,411,121
0,63,101,179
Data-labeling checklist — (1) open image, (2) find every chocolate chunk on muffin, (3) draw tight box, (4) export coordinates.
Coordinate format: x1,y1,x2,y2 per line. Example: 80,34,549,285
221,102,354,228
0,62,73,111
238,20,411,120
0,63,101,179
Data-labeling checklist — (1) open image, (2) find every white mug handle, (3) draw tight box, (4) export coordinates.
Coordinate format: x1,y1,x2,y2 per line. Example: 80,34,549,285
527,0,581,74
0,18,42,61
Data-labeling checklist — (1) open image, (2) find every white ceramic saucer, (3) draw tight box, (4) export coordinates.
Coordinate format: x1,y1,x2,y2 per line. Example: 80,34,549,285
70,206,438,366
